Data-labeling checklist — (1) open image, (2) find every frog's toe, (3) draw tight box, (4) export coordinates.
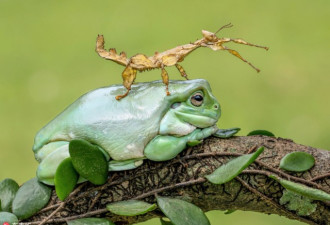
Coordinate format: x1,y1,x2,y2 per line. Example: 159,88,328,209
37,144,70,185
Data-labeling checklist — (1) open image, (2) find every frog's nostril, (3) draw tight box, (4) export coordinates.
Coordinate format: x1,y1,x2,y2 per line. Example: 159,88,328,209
213,104,219,110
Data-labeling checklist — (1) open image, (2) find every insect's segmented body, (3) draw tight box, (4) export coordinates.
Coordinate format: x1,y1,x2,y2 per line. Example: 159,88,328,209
96,23,268,100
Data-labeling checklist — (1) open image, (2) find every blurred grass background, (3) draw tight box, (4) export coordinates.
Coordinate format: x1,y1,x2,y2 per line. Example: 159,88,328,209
0,0,329,224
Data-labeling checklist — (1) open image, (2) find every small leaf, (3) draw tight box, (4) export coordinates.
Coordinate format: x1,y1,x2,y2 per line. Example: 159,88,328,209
0,212,19,225
213,128,240,138
206,147,264,184
280,152,315,172
67,218,115,225
280,190,317,216
157,196,210,225
12,178,52,220
55,157,79,201
160,218,174,225
269,175,330,201
0,178,19,212
247,130,275,137
106,200,157,216
69,140,108,185
224,209,236,214
187,140,203,147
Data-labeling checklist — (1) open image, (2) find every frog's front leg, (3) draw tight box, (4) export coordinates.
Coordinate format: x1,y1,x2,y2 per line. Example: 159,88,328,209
144,125,218,161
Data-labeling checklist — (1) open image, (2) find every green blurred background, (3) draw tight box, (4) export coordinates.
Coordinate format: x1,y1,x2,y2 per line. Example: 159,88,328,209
0,0,329,224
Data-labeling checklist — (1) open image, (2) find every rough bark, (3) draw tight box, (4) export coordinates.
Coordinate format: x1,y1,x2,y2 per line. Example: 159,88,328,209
23,136,330,225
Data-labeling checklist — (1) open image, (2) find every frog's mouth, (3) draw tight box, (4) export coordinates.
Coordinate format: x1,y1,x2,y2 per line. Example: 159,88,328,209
175,111,219,128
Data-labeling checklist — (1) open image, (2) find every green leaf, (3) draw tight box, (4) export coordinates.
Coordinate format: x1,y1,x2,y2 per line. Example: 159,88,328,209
55,157,79,201
106,200,157,216
187,140,203,147
280,152,315,172
67,218,115,225
12,177,52,220
213,128,240,138
280,190,317,216
269,175,330,201
160,218,175,225
206,147,264,184
69,140,108,185
0,212,19,225
247,130,275,137
157,196,210,225
0,178,19,212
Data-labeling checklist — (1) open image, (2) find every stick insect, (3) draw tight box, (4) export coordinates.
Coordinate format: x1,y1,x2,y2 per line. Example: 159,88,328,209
96,23,268,100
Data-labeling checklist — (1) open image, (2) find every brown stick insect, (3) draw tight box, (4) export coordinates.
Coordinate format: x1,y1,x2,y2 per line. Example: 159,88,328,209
96,23,268,100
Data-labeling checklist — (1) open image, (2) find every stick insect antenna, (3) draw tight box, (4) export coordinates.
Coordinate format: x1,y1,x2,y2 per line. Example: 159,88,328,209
215,23,234,34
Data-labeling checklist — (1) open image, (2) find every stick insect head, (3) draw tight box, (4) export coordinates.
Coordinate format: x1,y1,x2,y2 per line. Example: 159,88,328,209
201,23,234,50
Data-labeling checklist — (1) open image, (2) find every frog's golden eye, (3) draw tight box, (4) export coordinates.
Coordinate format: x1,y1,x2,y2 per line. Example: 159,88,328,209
191,93,204,107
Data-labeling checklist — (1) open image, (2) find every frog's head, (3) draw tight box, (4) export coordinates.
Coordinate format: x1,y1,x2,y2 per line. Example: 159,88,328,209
159,79,220,136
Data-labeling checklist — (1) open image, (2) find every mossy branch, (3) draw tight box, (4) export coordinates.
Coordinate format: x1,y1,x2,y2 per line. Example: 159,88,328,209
23,136,329,225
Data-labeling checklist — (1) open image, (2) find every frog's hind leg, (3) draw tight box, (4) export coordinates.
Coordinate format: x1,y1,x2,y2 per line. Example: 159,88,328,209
36,142,71,185
108,158,144,171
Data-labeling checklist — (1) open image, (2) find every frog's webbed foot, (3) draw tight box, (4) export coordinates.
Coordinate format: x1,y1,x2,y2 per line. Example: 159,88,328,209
145,125,218,162
187,125,219,141
108,158,144,171
213,127,241,138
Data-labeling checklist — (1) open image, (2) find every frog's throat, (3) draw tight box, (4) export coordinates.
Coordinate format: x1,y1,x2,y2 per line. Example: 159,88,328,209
159,109,217,137
174,111,218,128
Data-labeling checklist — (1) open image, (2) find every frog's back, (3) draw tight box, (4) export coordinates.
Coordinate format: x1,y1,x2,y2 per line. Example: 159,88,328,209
33,79,211,160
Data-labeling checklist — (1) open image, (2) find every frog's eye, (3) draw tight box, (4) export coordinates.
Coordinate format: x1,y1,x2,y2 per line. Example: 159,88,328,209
190,93,204,107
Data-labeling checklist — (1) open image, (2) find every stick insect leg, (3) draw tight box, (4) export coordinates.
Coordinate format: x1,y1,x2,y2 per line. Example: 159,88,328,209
116,65,137,100
161,65,170,96
223,46,261,72
175,64,189,80
223,38,269,50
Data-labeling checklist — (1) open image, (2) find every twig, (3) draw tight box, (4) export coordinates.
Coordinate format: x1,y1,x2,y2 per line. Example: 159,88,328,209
310,172,330,182
37,183,87,225
29,178,206,224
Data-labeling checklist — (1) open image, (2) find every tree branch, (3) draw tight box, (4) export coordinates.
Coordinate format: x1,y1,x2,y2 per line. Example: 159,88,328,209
23,136,330,225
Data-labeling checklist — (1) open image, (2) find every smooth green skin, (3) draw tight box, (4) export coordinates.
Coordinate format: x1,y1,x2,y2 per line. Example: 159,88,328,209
0,178,19,212
33,79,221,185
